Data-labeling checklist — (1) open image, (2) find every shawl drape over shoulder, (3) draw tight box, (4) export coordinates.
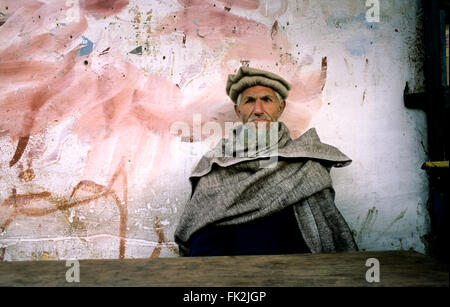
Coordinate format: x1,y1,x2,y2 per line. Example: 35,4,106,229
174,122,358,256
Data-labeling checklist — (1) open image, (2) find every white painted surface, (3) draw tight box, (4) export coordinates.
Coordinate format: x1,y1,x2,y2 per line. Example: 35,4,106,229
0,0,429,261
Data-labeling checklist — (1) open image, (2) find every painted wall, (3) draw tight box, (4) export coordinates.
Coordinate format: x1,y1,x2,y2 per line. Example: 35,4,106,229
0,0,429,261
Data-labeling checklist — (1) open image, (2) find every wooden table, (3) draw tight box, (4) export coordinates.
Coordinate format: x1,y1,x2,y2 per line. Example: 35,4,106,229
0,251,447,287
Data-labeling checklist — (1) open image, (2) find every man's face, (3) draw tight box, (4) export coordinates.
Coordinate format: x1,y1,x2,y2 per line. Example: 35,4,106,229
234,85,286,130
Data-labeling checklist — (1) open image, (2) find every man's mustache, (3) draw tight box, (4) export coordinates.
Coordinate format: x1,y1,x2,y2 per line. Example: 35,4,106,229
248,114,272,122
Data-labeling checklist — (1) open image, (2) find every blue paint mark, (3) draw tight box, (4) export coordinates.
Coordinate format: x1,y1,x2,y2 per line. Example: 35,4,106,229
325,12,367,29
79,36,93,56
344,36,371,56
325,11,385,31
129,46,142,55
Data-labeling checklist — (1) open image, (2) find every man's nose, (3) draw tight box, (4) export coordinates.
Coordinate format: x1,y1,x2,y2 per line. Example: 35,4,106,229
253,99,264,115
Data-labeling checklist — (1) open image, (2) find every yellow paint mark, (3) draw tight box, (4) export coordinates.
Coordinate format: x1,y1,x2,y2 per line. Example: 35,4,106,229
422,161,449,168
32,251,50,260
40,251,50,260
135,12,142,24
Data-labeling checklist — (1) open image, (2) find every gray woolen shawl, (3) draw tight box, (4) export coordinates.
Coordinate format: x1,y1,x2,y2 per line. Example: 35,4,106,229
174,122,358,256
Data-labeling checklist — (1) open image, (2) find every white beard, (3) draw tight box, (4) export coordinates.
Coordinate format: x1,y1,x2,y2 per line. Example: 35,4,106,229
233,121,281,157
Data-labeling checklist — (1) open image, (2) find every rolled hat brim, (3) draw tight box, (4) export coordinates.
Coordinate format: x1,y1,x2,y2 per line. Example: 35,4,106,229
226,66,291,103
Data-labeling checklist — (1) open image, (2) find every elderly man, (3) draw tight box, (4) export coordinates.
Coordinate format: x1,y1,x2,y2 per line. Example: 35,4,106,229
174,66,358,256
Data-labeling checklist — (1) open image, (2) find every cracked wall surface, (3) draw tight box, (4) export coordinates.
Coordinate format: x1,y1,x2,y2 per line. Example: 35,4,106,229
0,0,429,261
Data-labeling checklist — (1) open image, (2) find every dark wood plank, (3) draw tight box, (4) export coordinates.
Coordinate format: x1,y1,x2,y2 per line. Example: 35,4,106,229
0,251,447,287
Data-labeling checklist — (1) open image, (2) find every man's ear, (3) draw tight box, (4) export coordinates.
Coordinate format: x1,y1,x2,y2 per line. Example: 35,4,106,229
279,100,286,115
234,104,241,118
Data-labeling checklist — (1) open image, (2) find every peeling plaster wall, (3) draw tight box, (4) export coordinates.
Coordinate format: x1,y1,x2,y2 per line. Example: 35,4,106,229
0,0,429,261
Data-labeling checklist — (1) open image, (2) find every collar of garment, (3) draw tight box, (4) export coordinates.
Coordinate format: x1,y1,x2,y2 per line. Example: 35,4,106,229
190,121,352,179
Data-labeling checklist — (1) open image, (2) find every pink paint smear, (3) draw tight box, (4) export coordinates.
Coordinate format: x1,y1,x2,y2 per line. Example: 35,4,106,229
0,0,327,184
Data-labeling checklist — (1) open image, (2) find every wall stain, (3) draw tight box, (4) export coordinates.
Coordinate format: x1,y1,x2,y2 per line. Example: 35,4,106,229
18,168,35,182
150,216,179,258
1,159,130,259
357,206,378,244
271,20,279,50
196,28,205,38
320,57,327,90
182,32,187,46
271,20,278,40
62,208,87,235
82,0,129,16
375,209,408,241
99,47,110,56
9,135,30,167
0,11,6,27
344,58,351,73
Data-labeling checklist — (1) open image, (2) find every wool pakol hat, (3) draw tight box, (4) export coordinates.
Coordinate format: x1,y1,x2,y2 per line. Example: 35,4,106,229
226,66,292,104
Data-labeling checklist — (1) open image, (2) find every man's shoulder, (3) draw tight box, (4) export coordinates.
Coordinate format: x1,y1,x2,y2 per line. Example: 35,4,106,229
279,127,352,168
190,127,352,179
